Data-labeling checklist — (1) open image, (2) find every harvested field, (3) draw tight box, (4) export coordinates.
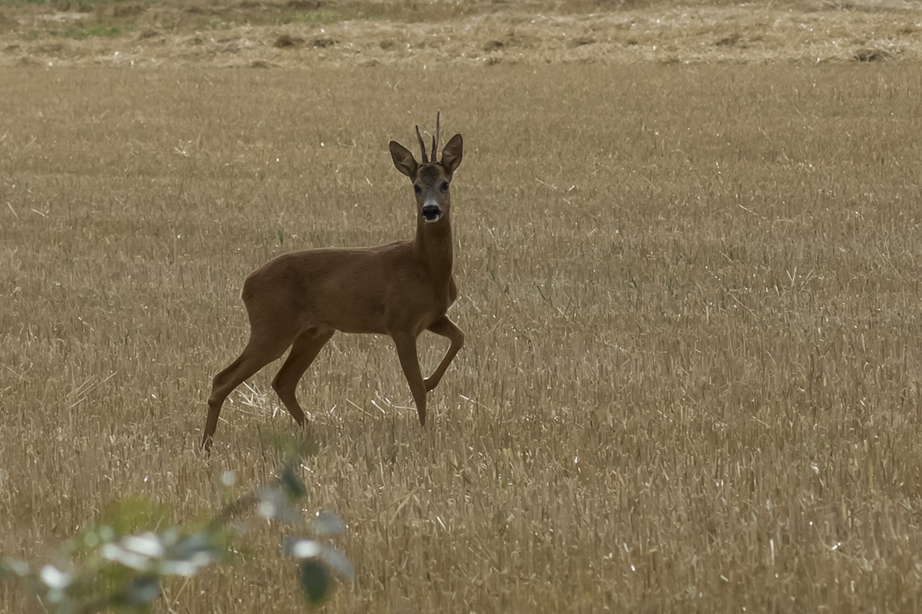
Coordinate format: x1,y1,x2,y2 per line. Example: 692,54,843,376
0,0,921,67
2,0,922,612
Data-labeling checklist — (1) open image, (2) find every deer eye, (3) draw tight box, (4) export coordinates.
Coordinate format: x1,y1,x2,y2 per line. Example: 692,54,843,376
440,182,449,192
413,185,422,195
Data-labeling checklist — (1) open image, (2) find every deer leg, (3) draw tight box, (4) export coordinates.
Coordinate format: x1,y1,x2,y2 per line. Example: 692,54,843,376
423,316,465,392
272,329,335,426
393,333,427,426
203,337,291,451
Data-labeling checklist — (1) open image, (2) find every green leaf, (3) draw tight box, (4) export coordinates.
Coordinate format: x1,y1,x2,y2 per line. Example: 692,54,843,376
0,558,29,580
282,537,322,559
299,560,330,605
319,546,354,581
256,487,301,524
100,495,172,536
125,575,160,604
312,512,345,536
280,465,306,499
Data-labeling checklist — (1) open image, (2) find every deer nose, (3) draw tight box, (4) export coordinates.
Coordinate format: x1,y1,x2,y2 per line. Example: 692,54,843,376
422,204,441,222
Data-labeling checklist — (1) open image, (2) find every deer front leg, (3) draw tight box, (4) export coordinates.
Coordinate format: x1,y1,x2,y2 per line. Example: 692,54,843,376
393,333,427,426
423,316,464,392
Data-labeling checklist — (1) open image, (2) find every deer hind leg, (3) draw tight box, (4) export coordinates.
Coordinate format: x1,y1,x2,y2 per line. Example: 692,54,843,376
393,333,427,426
203,335,293,451
423,316,465,392
271,329,335,426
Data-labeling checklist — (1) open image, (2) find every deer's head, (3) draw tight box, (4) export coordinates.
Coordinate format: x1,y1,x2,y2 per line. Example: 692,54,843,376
389,113,463,225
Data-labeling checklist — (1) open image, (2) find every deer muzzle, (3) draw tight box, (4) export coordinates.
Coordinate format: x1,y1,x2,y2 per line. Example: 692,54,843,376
422,204,442,223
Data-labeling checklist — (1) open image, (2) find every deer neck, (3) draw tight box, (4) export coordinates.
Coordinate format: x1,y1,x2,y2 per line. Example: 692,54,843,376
413,215,453,283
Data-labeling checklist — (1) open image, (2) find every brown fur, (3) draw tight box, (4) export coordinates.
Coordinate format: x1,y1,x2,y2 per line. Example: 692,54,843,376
201,130,464,451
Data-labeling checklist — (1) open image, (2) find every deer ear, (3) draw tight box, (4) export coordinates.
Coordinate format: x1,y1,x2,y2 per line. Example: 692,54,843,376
389,141,418,179
440,134,463,177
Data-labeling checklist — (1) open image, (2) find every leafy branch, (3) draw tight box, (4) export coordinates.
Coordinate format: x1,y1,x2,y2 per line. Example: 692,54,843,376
0,446,352,612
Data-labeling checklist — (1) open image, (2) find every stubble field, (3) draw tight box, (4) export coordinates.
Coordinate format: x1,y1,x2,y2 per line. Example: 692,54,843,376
3,0,922,612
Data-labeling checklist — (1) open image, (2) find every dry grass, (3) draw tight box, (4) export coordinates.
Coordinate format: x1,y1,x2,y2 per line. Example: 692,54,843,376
2,4,922,612
1,0,922,67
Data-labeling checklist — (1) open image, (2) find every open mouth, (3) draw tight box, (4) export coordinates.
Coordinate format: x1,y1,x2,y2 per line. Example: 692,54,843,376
423,212,442,223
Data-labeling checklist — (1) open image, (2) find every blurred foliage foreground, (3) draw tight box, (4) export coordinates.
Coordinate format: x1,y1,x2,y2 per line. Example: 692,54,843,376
0,439,352,613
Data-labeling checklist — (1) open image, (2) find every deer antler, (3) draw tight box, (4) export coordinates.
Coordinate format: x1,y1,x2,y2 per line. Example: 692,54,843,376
433,111,441,163
415,125,429,164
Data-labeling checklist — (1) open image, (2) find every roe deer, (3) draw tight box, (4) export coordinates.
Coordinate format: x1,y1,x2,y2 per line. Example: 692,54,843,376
202,113,464,451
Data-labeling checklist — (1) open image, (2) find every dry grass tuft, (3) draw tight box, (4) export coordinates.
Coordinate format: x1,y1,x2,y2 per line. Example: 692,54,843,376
274,32,304,48
854,46,895,61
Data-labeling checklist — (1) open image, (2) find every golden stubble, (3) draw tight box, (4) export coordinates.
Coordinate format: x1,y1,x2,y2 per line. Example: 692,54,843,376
2,41,922,614
0,0,921,68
